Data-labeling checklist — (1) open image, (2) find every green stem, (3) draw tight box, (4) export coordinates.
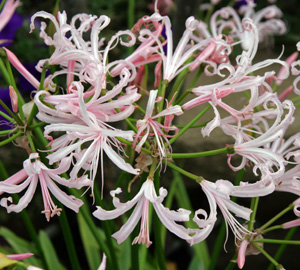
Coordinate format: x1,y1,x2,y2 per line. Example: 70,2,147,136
0,131,22,146
116,136,152,155
187,66,204,89
259,204,294,232
262,225,283,234
176,121,208,129
174,89,192,106
5,56,25,120
166,161,200,181
0,110,14,123
28,121,46,130
27,62,49,126
0,0,7,12
224,252,238,270
267,227,298,270
0,129,15,135
208,222,226,270
169,146,234,159
157,80,169,123
291,95,300,103
26,131,37,153
169,104,210,144
251,242,282,269
0,99,23,125
0,57,10,84
168,68,189,101
254,238,300,245
57,205,81,270
153,171,167,270
248,197,259,231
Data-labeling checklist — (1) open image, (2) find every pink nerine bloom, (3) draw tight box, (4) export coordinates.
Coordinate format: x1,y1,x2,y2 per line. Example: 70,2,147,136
40,80,140,191
228,99,295,178
199,180,252,244
191,178,274,245
141,12,226,82
93,178,194,247
0,153,91,221
132,90,183,157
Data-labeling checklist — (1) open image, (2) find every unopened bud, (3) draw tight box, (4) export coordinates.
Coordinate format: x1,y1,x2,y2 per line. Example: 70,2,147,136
9,86,18,112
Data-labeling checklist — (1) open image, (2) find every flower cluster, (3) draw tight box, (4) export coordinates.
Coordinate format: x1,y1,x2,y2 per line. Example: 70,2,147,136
0,0,300,269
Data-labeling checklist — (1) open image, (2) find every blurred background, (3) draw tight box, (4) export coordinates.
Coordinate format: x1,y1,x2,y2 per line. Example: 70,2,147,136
0,0,300,269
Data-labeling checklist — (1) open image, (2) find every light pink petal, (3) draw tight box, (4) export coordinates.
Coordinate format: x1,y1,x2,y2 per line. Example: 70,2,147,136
1,178,38,213
103,143,139,175
45,177,83,213
111,198,144,244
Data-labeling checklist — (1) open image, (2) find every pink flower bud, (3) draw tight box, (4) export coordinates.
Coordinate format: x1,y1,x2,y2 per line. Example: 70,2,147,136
7,253,34,260
134,65,145,87
9,86,18,113
67,60,75,89
154,61,162,88
283,219,300,229
278,85,293,101
189,43,216,71
4,48,40,90
237,240,248,269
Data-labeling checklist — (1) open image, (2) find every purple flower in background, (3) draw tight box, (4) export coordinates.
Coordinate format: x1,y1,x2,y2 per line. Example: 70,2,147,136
235,0,256,8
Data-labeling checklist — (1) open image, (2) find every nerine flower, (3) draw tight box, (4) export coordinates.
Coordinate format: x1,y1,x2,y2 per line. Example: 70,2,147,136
30,11,136,93
0,153,90,221
93,178,194,247
140,12,227,82
227,99,295,178
184,18,289,136
132,89,183,158
40,81,140,192
194,178,274,245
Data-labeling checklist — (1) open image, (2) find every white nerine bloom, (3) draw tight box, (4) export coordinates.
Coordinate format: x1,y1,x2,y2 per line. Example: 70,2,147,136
228,99,295,178
0,153,90,221
93,178,194,247
140,12,227,82
30,10,137,93
191,178,275,245
132,90,182,158
42,80,140,191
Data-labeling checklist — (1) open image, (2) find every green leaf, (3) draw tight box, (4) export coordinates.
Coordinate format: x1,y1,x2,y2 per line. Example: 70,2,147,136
77,212,101,270
0,252,17,269
39,230,64,270
118,238,131,270
0,227,41,267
